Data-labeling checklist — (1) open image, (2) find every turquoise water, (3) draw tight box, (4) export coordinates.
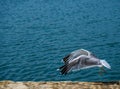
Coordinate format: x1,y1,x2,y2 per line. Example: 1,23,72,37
0,0,120,81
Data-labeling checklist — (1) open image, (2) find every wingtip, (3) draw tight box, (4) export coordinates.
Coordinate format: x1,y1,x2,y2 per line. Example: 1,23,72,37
59,65,69,75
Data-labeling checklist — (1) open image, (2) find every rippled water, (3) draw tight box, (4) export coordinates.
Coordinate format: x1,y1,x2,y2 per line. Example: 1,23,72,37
0,0,120,81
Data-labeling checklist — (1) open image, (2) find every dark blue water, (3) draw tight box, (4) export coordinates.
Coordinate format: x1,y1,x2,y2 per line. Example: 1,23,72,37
0,0,120,81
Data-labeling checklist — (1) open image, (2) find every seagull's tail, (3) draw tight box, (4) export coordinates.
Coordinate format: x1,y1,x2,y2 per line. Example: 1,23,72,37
100,60,111,69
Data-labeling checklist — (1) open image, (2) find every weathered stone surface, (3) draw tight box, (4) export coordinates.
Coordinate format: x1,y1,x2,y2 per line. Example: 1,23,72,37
0,81,119,89
6,83,28,89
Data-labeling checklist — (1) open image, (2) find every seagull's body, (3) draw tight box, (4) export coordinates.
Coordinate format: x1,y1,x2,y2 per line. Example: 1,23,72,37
59,49,111,75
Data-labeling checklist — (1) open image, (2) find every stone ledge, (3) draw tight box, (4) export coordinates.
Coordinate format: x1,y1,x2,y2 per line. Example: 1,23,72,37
0,81,119,89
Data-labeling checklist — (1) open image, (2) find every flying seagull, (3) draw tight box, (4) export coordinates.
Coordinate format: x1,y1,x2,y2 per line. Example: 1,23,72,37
59,49,111,75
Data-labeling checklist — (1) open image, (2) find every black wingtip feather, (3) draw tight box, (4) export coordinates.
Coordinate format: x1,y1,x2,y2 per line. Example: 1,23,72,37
63,54,71,63
59,65,65,70
60,65,68,75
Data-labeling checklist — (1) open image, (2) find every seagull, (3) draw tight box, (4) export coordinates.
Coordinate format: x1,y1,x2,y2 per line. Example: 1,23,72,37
59,49,111,75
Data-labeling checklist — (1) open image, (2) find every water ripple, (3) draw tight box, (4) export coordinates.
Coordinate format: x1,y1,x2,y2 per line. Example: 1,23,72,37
0,0,120,81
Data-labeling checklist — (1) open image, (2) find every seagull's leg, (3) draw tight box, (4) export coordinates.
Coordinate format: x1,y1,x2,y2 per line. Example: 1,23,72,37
99,67,106,75
102,67,106,73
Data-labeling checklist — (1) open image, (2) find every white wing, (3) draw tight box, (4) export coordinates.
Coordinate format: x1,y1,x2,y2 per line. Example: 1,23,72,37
62,49,91,63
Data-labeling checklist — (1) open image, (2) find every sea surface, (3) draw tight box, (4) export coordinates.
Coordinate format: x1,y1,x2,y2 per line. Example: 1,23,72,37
0,0,120,81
